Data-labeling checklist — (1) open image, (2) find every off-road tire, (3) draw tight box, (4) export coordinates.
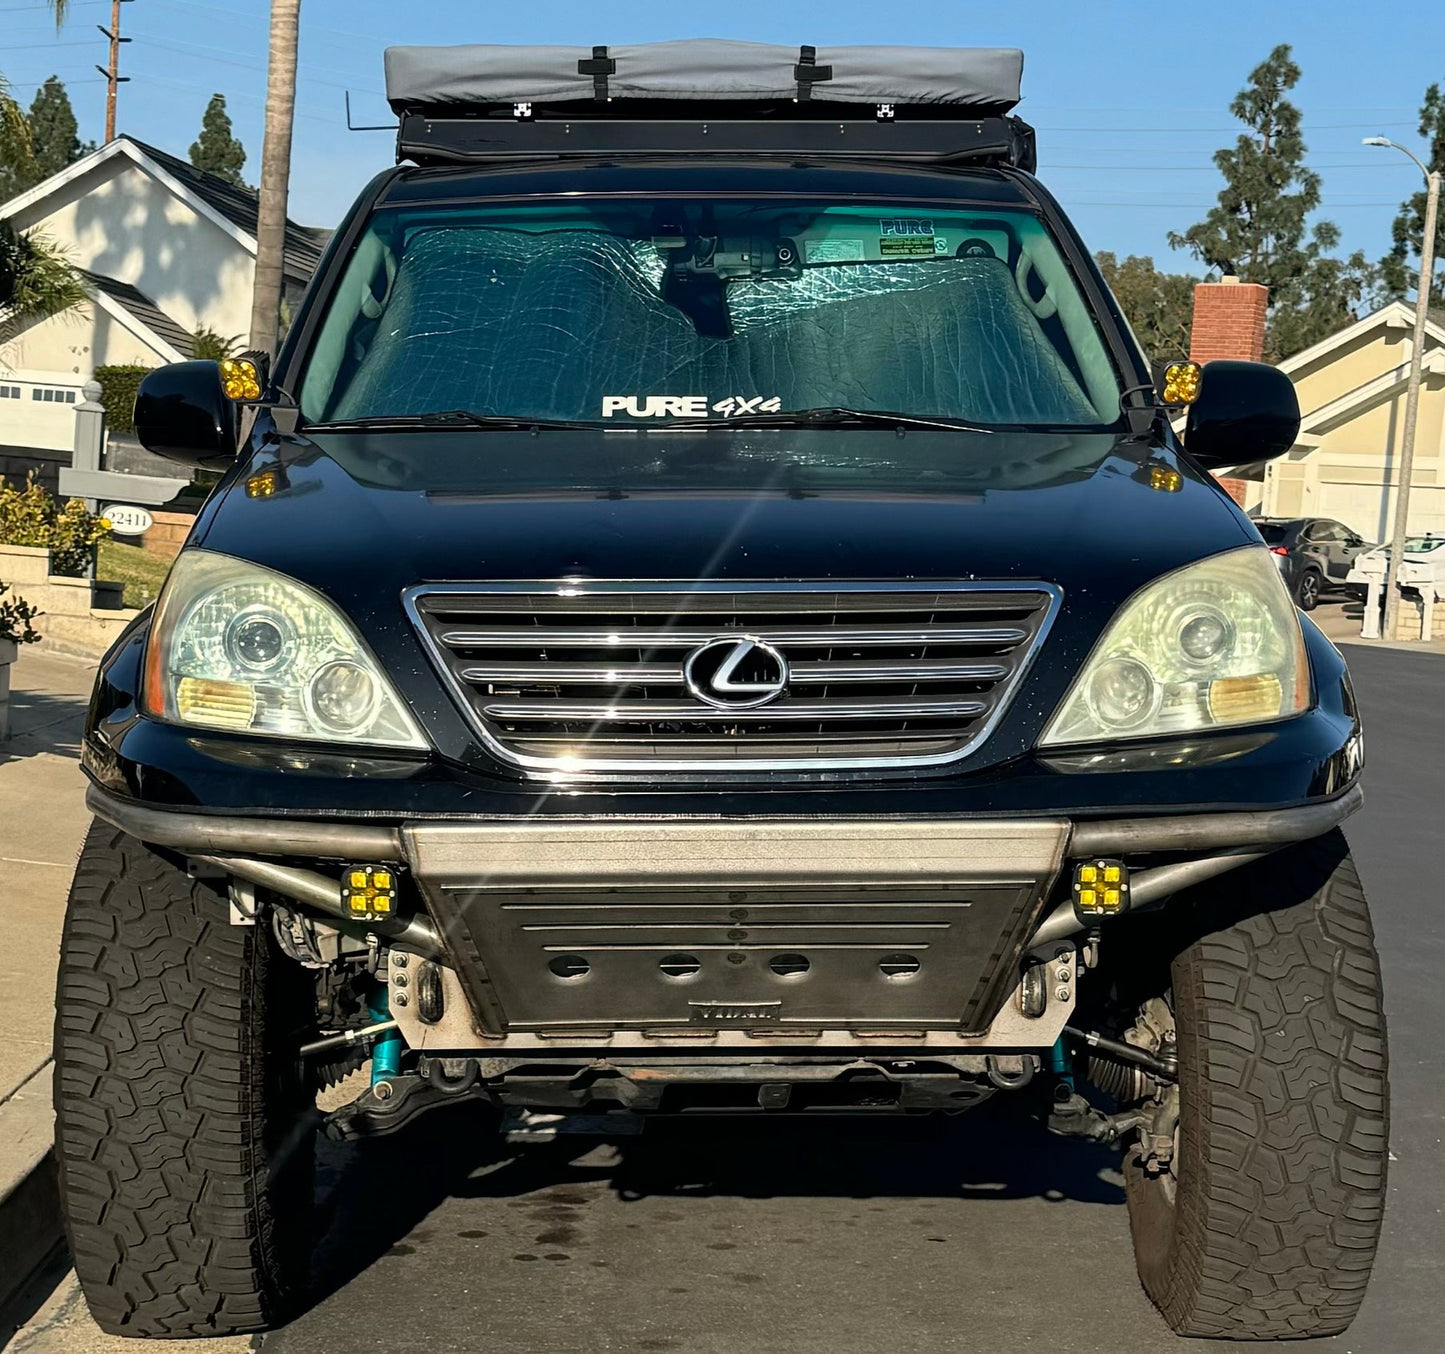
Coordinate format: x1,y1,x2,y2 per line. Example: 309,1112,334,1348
1294,567,1323,611
53,822,318,1337
1123,832,1388,1339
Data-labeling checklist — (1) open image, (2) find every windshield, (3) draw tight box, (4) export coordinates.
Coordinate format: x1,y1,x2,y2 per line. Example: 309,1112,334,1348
298,198,1123,430
1257,523,1293,544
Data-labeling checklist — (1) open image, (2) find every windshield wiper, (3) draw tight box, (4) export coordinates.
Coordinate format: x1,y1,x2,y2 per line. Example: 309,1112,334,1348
304,410,601,433
305,407,996,435
667,406,995,433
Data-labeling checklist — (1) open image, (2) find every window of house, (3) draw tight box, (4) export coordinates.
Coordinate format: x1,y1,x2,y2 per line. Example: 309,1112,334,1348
30,387,77,404
0,385,21,399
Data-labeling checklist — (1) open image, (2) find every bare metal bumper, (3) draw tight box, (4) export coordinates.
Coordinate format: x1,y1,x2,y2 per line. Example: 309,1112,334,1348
83,782,1362,1054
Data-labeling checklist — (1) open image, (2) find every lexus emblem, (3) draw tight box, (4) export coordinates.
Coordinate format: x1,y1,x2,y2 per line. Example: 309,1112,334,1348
683,636,789,710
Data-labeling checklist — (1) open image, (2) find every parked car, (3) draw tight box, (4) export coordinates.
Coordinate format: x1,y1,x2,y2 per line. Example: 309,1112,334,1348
54,41,1383,1344
1254,516,1375,610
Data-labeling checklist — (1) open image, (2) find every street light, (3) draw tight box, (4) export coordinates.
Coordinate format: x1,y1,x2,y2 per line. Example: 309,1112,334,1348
1363,136,1441,640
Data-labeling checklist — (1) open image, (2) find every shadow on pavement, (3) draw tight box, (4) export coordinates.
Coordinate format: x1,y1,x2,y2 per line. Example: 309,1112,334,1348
301,1095,1121,1314
0,687,88,766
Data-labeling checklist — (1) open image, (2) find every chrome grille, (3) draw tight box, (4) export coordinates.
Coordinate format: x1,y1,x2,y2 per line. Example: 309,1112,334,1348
405,582,1059,773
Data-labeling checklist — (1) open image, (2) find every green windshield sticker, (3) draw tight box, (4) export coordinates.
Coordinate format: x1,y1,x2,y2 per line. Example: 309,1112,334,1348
879,237,938,258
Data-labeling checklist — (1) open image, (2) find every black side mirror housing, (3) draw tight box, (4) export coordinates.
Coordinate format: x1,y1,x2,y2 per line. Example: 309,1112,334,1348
132,361,241,469
1183,359,1300,470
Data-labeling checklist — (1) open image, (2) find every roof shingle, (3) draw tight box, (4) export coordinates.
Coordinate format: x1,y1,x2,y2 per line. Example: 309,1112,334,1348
81,270,195,358
123,136,327,282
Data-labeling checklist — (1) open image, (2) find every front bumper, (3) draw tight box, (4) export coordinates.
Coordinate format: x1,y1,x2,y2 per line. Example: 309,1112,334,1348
85,780,1363,1055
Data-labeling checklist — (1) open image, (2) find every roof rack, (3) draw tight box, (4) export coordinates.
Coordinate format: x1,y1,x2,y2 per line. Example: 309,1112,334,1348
384,40,1037,172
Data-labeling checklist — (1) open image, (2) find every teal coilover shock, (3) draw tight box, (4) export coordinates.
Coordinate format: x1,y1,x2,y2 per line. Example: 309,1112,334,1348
1046,1034,1074,1090
368,980,403,1088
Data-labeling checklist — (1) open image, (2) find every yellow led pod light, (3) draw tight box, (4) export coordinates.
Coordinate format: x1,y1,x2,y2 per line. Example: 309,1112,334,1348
219,357,263,402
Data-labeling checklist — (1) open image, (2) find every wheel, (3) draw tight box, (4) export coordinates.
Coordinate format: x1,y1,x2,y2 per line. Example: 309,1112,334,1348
1294,567,1322,611
1122,832,1388,1339
53,822,318,1337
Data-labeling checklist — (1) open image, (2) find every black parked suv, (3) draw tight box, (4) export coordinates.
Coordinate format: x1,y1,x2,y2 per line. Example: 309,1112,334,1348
1256,516,1375,610
55,42,1385,1342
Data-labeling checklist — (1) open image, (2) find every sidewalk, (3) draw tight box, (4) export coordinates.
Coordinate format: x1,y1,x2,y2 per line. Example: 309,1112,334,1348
0,648,94,1094
0,650,252,1351
1311,597,1445,655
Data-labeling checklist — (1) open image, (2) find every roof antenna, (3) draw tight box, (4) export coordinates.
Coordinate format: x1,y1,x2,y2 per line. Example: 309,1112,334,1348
345,90,395,132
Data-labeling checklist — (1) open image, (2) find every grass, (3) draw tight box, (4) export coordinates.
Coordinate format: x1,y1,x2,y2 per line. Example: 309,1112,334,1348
97,538,173,610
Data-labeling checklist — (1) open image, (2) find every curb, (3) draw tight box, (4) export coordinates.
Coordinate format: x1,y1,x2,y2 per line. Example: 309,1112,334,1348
0,1061,64,1324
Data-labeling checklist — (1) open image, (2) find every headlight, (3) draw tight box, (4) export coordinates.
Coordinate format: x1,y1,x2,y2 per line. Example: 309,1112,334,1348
142,550,427,749
1040,546,1309,746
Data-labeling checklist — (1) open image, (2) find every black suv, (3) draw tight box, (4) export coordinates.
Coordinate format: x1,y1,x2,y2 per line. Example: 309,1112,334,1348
56,41,1384,1343
1256,516,1375,609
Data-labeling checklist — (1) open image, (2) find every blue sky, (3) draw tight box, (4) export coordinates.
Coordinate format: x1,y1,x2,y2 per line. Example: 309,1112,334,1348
3,0,1441,277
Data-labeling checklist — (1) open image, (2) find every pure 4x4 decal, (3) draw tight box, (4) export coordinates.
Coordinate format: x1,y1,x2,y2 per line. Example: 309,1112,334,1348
602,395,783,418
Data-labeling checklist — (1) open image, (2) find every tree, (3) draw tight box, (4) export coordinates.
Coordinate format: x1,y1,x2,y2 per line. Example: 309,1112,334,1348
1095,252,1198,367
249,0,300,352
28,76,90,180
0,5,74,198
1380,80,1445,307
0,220,88,322
189,93,247,187
1168,45,1371,361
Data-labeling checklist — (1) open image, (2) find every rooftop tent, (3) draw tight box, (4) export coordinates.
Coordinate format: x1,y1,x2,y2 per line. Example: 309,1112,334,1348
383,39,1024,115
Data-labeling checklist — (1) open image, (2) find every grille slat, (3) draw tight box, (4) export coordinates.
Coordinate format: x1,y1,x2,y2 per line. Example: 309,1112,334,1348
482,697,991,722
439,625,1030,649
458,659,1011,686
408,582,1058,773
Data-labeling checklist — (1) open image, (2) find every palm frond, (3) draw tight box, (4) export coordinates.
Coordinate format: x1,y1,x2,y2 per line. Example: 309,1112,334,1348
0,222,88,321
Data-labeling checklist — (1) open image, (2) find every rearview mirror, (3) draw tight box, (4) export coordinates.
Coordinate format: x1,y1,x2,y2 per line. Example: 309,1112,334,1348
133,361,241,470
1182,360,1300,471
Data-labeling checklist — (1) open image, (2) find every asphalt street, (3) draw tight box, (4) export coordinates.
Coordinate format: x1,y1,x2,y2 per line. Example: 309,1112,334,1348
250,641,1443,1354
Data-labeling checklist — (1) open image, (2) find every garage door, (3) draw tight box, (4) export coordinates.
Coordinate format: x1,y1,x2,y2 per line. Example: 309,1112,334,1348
1314,481,1445,542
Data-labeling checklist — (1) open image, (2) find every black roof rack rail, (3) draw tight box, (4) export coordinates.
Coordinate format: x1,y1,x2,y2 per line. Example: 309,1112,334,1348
395,107,1037,173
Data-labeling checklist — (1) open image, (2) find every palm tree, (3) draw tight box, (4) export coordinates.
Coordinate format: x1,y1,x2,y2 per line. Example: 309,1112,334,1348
0,220,87,318
248,0,301,353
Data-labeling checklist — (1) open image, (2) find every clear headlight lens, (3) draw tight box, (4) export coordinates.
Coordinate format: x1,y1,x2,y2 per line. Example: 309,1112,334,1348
142,549,427,749
1040,546,1310,747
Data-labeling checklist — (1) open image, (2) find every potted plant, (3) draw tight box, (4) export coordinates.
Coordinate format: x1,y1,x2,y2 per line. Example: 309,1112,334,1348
0,581,43,741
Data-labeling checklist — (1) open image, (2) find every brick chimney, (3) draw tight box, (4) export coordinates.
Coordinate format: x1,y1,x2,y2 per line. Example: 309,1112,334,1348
1189,275,1270,506
1189,274,1268,365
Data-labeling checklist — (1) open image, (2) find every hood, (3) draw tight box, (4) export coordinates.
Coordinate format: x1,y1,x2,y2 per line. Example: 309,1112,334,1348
196,426,1256,620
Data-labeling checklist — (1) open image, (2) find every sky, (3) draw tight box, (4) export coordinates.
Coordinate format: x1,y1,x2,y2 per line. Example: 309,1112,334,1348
3,0,1442,277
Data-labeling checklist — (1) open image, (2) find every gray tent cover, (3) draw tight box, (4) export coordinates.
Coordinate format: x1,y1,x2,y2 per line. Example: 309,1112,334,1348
384,40,1022,113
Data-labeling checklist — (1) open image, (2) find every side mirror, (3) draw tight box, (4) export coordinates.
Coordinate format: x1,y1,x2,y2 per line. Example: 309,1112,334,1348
1182,360,1300,470
133,361,242,469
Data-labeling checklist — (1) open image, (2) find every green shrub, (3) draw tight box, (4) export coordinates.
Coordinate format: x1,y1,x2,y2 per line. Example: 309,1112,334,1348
0,473,51,547
0,472,112,576
0,581,43,645
94,363,152,435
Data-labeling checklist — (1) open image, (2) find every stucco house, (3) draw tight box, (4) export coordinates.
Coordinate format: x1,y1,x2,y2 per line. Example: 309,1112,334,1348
1239,302,1445,539
0,135,327,454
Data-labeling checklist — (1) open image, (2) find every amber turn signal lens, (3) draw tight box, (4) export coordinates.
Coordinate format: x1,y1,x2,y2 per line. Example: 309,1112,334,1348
175,676,255,729
1207,673,1284,722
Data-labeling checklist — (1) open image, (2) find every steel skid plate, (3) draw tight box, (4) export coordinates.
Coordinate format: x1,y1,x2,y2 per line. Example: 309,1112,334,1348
403,816,1068,1039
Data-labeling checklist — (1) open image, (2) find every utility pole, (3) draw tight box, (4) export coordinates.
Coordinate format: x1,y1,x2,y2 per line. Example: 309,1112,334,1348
1364,137,1441,640
95,0,132,144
